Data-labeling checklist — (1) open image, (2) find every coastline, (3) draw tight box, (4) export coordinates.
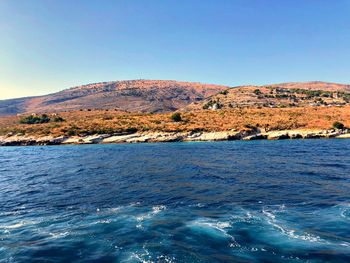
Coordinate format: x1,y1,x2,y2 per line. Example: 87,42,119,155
1,128,350,146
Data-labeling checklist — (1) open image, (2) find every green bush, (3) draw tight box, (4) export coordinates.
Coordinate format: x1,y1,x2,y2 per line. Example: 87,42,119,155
202,100,223,110
125,127,138,133
19,114,50,124
333,121,345,129
171,112,182,122
253,89,262,95
53,116,65,122
219,90,229,95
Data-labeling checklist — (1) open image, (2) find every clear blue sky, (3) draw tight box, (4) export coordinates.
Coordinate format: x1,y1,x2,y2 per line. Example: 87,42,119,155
1,0,350,99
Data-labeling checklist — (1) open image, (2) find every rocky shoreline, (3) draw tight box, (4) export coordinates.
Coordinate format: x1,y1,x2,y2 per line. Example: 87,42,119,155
1,129,350,146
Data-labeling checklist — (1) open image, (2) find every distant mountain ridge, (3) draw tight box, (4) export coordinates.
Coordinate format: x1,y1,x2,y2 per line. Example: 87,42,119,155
0,80,228,116
1,80,349,116
268,81,350,92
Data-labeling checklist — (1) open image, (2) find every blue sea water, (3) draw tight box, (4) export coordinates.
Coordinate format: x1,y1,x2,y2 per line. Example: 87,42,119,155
0,140,350,262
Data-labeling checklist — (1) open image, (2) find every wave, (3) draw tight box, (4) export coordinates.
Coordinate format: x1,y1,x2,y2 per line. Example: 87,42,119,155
135,205,166,229
262,205,323,243
126,252,175,263
339,203,350,220
122,243,176,263
48,231,70,239
0,220,37,230
187,217,239,248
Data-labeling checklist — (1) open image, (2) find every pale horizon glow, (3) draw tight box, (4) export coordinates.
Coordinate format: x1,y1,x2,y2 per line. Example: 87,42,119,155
1,0,350,100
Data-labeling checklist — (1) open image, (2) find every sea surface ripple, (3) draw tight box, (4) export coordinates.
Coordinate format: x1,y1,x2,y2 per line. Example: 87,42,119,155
0,140,350,262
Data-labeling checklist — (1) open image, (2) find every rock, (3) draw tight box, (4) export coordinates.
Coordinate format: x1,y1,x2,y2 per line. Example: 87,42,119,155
1,136,36,146
186,131,239,141
82,134,110,144
126,135,151,143
303,133,322,139
326,131,341,138
267,131,291,140
102,134,140,143
336,133,350,139
61,137,82,144
242,134,267,140
186,132,202,139
1,128,350,147
231,129,260,140
150,133,185,142
290,133,303,139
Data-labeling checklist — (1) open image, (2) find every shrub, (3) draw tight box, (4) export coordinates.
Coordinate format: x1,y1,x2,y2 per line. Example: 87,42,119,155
202,100,223,110
53,116,65,122
244,124,258,131
66,129,77,136
19,114,50,124
333,121,345,129
253,89,262,95
65,125,80,136
219,90,229,95
126,127,138,133
171,112,182,122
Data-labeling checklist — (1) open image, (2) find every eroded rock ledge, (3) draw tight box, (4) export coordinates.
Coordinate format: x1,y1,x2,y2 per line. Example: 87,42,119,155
1,129,350,146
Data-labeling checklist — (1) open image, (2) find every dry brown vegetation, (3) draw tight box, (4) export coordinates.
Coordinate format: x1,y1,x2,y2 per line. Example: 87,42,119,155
187,85,350,110
0,80,227,116
1,106,349,137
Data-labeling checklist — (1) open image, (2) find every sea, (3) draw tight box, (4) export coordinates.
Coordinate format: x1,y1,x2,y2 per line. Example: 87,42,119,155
0,139,349,262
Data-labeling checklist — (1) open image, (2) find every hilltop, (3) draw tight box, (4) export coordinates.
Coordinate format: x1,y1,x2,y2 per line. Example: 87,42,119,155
2,80,350,117
0,80,228,116
187,81,350,110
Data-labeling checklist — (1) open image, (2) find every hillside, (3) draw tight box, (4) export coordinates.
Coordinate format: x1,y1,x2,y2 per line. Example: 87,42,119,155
1,80,350,143
1,107,349,139
0,80,228,116
187,81,350,110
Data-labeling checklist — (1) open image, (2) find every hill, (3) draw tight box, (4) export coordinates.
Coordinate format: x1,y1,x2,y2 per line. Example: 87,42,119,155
187,81,350,110
0,80,228,116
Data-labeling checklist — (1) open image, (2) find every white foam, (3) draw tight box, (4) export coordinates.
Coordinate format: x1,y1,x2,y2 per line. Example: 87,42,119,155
230,210,259,223
189,203,205,208
97,219,112,224
187,218,239,247
339,204,350,220
262,206,322,243
108,207,122,213
49,231,70,239
189,218,231,233
0,220,36,230
136,205,166,229
152,205,166,214
125,244,175,263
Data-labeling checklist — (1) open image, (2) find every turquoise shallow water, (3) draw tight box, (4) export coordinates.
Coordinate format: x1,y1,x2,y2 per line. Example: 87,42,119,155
0,140,350,262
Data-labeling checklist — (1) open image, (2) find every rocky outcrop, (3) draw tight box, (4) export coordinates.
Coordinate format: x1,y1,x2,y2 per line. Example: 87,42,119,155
0,135,65,146
242,134,268,140
184,131,240,141
1,129,350,146
102,134,140,143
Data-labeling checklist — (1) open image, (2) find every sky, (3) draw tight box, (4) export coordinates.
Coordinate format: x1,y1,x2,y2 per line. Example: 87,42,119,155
1,0,350,99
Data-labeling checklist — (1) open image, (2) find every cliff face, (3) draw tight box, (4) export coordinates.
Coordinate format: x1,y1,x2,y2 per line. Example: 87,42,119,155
0,80,228,116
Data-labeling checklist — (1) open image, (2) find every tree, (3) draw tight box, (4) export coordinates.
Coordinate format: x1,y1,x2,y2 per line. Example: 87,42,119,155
333,121,345,129
19,114,50,124
53,116,65,122
171,112,182,122
253,89,262,95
